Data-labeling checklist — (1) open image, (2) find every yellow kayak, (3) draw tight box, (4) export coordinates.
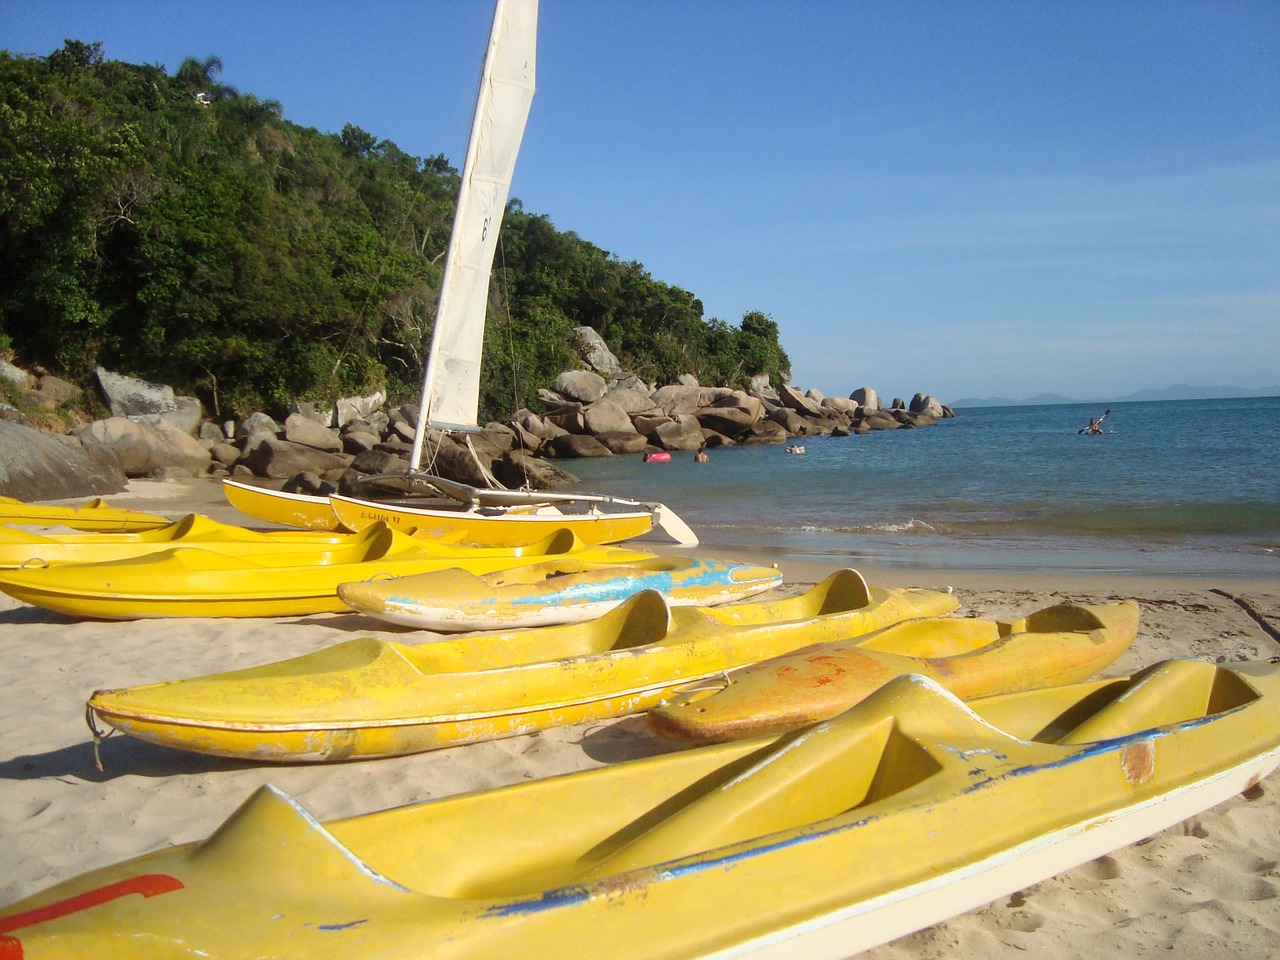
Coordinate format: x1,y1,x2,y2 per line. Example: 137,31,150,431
14,658,1280,959
221,478,344,531
0,513,374,569
85,569,958,760
336,555,784,629
222,480,656,546
0,526,655,619
648,600,1139,741
0,495,171,532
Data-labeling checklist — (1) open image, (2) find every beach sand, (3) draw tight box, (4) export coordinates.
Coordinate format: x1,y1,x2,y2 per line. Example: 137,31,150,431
1,477,1277,956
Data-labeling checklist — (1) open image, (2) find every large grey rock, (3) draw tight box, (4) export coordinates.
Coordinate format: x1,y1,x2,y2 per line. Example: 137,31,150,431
75,417,212,478
594,431,650,455
694,392,764,436
552,370,607,405
283,413,342,452
650,384,706,417
546,434,614,458
741,420,789,444
779,383,823,417
821,396,859,415
0,402,28,425
648,415,705,451
676,373,699,387
291,400,334,427
32,374,82,409
861,410,901,431
0,358,31,388
544,406,586,435
603,386,657,415
570,326,622,376
850,386,881,412
235,411,280,441
747,372,778,400
334,391,385,428
493,450,579,490
767,408,812,435
583,399,637,436
95,367,174,418
241,437,351,479
909,393,945,418
0,421,126,499
159,396,203,436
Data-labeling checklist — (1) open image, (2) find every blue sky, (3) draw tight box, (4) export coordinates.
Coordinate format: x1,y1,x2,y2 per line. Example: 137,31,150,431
4,1,1277,403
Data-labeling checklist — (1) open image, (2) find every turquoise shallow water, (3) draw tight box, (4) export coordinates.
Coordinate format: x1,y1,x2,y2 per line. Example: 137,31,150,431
564,396,1280,576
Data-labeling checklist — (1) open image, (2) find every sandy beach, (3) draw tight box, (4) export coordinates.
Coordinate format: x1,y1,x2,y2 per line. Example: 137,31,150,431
1,477,1277,956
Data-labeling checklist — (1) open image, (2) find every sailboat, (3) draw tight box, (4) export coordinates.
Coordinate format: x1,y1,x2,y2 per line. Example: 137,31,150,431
225,0,697,546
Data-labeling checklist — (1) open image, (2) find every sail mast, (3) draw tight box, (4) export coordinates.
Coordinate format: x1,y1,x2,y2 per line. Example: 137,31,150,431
410,0,538,472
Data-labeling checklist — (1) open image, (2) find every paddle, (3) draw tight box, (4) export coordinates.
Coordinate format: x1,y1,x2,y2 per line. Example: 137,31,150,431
1078,410,1111,435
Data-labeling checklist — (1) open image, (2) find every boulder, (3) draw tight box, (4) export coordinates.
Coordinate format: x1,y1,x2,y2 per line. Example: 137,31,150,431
0,421,126,500
631,414,674,435
676,373,699,387
334,391,385,428
341,430,379,455
0,402,28,425
747,372,778,401
291,400,334,427
350,448,410,475
648,414,704,451
159,397,203,436
778,384,823,417
603,386,657,415
850,386,881,412
767,408,812,435
694,393,764,436
909,393,945,418
821,396,859,415
740,420,789,444
582,398,637,436
861,411,901,431
282,471,336,497
546,434,614,458
235,412,280,442
608,373,652,395
0,358,32,388
891,397,906,410
804,387,825,404
570,326,622,376
650,384,706,417
74,417,213,479
551,370,607,405
493,450,579,490
594,431,650,455
544,406,586,435
94,367,172,418
33,374,83,409
283,413,342,452
241,437,351,479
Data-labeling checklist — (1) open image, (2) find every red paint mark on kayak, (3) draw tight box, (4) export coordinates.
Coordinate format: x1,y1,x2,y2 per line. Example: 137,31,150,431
0,874,183,958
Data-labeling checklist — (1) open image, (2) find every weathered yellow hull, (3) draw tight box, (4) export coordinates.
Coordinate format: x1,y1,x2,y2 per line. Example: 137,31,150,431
85,570,958,760
221,479,344,530
14,658,1280,959
0,526,655,619
648,600,1140,741
336,555,784,629
0,495,171,532
0,513,362,568
329,492,654,546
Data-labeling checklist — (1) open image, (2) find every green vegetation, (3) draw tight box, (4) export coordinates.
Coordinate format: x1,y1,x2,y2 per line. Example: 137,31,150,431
0,41,790,421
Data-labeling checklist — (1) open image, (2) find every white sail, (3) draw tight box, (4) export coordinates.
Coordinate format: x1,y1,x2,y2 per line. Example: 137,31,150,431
411,0,537,469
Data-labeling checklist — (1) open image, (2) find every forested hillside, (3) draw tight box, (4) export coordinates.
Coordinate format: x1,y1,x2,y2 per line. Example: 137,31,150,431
0,40,790,421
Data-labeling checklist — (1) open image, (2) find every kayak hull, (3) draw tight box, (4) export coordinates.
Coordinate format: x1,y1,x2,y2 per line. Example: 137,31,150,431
0,526,656,619
0,495,170,532
85,570,958,760
649,600,1140,741
16,658,1280,959
336,555,784,630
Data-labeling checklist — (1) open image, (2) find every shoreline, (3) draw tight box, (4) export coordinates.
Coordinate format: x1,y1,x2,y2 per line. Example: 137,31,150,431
3,477,1277,955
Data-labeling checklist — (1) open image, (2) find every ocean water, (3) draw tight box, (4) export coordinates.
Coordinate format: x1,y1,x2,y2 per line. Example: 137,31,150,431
564,396,1280,576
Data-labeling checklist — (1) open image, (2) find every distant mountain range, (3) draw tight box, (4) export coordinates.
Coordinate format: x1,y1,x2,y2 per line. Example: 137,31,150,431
949,384,1280,408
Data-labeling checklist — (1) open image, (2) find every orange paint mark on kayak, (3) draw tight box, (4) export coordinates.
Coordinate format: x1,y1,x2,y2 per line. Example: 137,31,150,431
0,874,183,958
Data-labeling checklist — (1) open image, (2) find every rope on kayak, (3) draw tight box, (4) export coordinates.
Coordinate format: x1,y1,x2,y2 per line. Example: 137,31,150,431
85,703,115,773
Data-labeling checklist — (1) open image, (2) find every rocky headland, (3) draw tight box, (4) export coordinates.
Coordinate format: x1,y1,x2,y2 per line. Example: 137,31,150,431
0,329,952,501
